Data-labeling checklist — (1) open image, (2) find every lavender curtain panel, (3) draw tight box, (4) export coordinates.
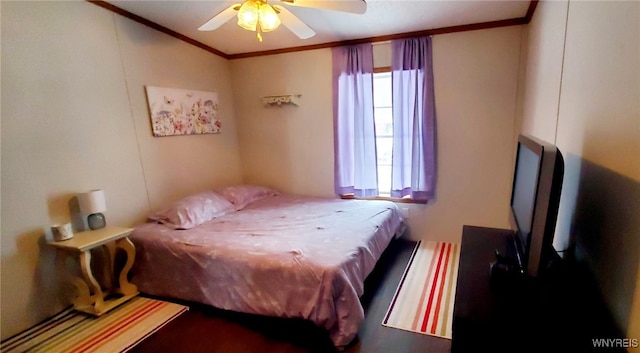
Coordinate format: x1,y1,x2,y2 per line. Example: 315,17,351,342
332,44,378,197
391,36,437,200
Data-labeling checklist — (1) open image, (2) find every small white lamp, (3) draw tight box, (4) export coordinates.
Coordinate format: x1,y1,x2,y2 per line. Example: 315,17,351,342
78,189,107,230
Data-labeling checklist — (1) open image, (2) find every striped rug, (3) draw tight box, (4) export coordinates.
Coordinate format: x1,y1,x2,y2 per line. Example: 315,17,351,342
1,296,188,353
382,241,460,339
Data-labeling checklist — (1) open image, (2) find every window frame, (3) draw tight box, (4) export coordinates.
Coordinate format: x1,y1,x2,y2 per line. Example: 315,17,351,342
339,193,427,204
339,66,428,205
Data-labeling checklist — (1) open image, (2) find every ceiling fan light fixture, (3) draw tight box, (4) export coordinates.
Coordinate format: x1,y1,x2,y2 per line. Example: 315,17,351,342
237,0,259,31
259,4,281,32
237,0,282,41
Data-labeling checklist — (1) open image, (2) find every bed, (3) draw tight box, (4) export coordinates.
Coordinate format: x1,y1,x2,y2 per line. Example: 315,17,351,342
128,186,405,348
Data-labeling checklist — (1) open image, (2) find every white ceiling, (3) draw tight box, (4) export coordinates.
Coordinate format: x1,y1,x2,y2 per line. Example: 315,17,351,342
105,0,532,57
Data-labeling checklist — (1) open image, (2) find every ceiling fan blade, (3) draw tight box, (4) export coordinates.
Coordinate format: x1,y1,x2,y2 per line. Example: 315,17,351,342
274,5,316,39
198,4,239,31
278,0,366,14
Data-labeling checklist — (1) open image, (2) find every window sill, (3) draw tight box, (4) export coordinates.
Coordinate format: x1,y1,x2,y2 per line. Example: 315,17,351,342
339,194,428,204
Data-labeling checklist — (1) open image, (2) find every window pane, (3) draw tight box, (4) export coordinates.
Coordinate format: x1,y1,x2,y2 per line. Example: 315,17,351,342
376,137,392,166
374,107,392,136
374,71,392,196
373,73,392,107
377,165,392,196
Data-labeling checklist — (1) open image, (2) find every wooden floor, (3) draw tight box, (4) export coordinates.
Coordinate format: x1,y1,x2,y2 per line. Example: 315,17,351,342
129,237,452,353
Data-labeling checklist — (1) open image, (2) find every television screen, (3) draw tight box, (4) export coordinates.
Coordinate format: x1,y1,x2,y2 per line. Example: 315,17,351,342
511,143,541,261
509,134,564,277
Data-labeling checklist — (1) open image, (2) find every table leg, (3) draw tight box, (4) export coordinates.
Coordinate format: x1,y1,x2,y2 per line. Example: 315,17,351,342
115,237,138,296
78,250,105,313
102,242,116,289
56,249,92,308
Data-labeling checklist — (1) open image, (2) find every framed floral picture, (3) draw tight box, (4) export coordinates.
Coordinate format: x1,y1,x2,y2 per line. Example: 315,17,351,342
145,86,222,136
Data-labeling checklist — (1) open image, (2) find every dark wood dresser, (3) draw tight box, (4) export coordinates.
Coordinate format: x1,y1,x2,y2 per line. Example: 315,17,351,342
452,225,624,352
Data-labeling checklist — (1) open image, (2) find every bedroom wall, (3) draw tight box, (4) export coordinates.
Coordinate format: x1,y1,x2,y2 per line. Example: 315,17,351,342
231,25,523,242
1,1,242,339
518,0,640,348
231,49,335,197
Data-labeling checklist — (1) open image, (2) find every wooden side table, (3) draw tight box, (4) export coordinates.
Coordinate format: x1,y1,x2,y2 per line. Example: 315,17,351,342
48,226,139,316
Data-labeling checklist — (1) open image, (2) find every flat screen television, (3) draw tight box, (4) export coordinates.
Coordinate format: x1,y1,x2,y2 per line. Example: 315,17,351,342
509,134,564,277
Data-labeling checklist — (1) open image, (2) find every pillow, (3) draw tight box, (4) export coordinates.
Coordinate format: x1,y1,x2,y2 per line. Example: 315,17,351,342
148,191,235,229
218,185,279,210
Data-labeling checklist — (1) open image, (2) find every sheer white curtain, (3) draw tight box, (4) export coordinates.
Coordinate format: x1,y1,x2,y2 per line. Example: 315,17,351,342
391,36,437,200
332,44,378,197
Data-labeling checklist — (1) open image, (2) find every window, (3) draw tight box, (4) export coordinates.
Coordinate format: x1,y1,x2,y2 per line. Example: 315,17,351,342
373,70,393,197
332,38,435,204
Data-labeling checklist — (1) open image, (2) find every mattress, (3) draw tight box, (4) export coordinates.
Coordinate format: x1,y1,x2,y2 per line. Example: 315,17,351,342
129,194,404,348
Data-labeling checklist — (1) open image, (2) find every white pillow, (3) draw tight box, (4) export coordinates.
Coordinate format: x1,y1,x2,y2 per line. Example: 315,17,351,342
148,191,235,229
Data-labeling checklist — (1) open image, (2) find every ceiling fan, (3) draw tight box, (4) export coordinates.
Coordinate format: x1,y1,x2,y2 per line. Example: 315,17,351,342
198,0,367,42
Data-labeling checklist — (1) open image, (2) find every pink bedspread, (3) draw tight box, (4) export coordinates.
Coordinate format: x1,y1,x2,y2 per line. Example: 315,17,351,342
129,194,404,348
